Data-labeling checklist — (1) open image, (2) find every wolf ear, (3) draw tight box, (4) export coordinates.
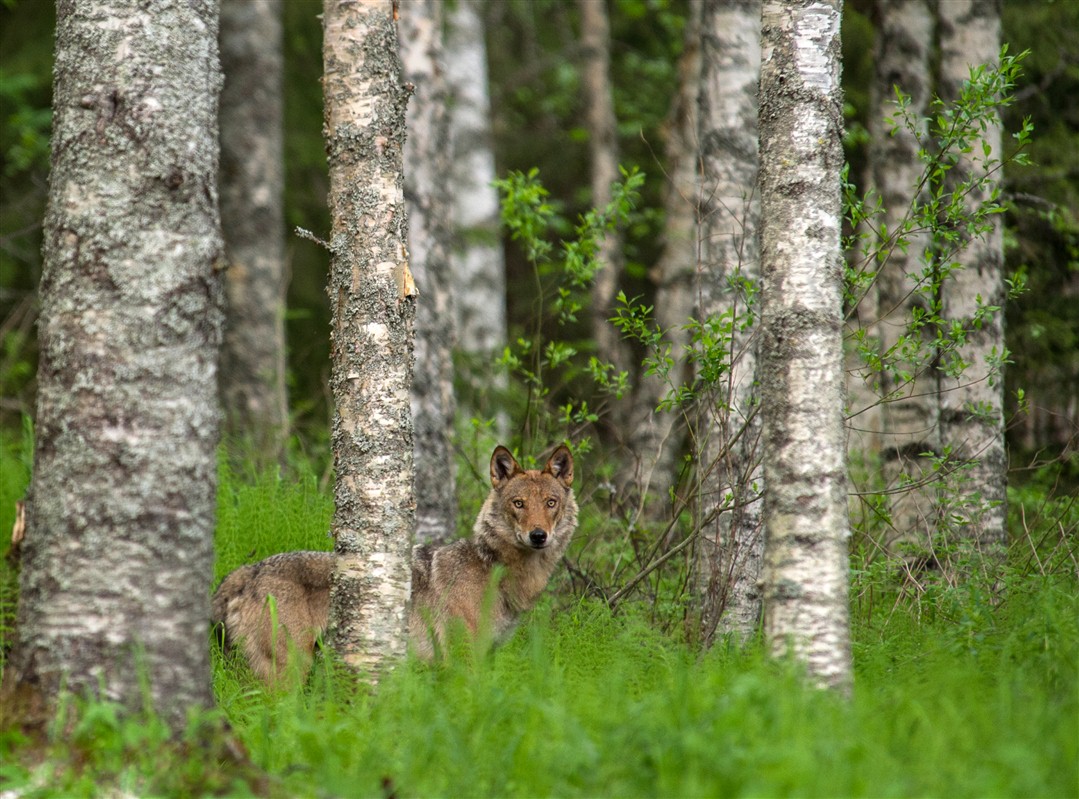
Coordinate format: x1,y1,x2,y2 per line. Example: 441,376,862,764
490,446,522,487
544,445,574,487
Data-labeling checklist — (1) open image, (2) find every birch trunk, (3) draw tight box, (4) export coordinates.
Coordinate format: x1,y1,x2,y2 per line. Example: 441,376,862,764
445,0,507,362
219,0,288,463
1,0,224,730
620,0,702,507
871,0,938,552
937,0,1008,554
578,0,632,382
758,0,853,694
400,0,457,544
323,0,415,675
695,0,764,643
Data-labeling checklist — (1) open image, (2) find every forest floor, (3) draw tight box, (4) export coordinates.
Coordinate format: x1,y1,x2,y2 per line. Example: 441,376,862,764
0,435,1076,798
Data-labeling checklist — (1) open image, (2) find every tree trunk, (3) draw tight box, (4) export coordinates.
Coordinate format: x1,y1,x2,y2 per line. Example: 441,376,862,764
758,0,853,694
1,0,224,731
400,0,457,545
578,0,632,383
445,0,507,364
937,0,1008,555
695,0,764,644
218,0,289,464
871,0,938,553
323,0,416,675
619,0,702,510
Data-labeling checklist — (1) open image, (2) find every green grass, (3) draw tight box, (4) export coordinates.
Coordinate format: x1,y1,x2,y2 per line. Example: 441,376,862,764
208,587,1076,798
1,435,1077,798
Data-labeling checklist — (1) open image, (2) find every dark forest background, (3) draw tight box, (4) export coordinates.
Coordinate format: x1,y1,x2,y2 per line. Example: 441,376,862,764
2,0,1075,469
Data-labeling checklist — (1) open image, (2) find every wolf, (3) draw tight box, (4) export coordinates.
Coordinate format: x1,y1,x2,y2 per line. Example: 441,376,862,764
211,444,577,683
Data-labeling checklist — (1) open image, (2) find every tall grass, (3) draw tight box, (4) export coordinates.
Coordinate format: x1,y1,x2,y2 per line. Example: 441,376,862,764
1,434,1076,797
210,587,1075,798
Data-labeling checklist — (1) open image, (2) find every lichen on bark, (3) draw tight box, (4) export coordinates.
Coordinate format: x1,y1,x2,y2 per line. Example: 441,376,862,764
1,0,225,731
322,0,416,675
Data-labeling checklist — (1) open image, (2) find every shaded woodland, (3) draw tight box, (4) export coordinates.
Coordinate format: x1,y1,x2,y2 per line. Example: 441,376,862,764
2,0,1075,463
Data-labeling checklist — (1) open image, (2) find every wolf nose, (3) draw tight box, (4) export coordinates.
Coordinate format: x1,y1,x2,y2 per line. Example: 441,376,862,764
528,528,548,548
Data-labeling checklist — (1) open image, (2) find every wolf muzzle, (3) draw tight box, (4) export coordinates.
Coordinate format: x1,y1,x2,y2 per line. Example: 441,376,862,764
528,528,548,548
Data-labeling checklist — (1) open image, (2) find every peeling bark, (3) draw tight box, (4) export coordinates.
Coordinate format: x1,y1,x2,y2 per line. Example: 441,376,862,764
400,0,457,545
758,0,853,694
323,0,416,675
937,0,1007,554
695,0,764,643
1,0,224,731
219,0,288,463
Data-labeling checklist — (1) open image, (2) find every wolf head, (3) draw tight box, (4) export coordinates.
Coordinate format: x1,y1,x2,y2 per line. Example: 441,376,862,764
489,444,575,551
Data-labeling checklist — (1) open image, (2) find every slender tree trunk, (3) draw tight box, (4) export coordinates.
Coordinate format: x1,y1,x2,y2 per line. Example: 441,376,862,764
695,0,764,643
620,0,702,509
937,0,1008,555
578,0,631,382
218,0,288,464
1,0,224,731
323,0,416,675
871,0,938,552
400,0,457,544
758,0,853,694
445,0,507,364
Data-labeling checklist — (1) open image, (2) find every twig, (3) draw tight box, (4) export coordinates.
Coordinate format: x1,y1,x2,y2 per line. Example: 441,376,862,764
295,226,332,250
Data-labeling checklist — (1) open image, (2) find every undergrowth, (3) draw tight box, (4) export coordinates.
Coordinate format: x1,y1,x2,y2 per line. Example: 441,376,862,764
1,435,1076,798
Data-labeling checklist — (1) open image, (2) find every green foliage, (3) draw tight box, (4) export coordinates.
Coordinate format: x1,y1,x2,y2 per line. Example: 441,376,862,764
0,68,50,177
0,698,262,798
0,419,30,657
214,447,335,582
2,437,1077,797
492,165,644,453
842,48,1041,554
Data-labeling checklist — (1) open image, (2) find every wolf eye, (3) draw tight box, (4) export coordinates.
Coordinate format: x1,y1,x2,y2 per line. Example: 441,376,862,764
513,499,525,509
546,498,557,508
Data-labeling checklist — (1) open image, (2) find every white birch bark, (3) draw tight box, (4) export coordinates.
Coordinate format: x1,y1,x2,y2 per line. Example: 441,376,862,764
937,0,1008,554
323,0,415,675
695,0,764,643
579,0,632,382
1,0,224,730
758,0,853,694
445,0,506,361
219,0,288,463
620,0,702,507
400,0,457,544
871,0,938,551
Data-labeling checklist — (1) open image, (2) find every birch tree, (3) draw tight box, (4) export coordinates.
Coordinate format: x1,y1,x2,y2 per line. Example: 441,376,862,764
695,0,764,643
0,0,224,730
219,0,288,463
937,0,1008,555
323,0,416,674
445,0,507,367
870,0,938,551
758,0,852,693
579,0,632,382
400,0,456,544
620,0,701,507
